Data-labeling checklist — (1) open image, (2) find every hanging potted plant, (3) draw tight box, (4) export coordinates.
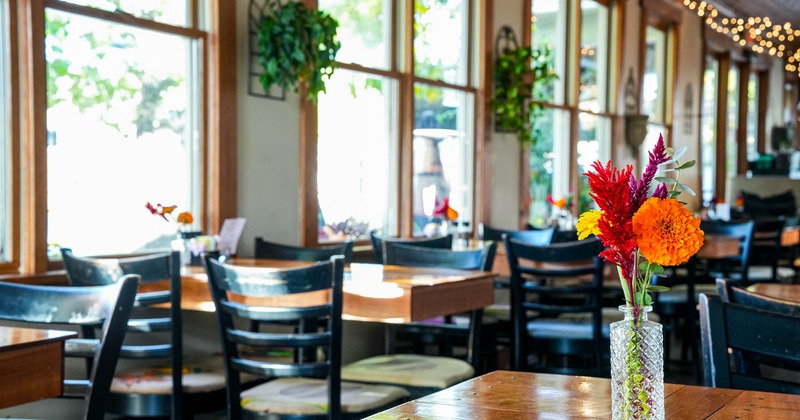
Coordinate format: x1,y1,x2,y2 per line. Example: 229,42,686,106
492,27,557,146
256,1,341,102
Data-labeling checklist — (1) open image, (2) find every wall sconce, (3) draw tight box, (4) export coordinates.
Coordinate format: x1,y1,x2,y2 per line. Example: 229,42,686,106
624,68,648,151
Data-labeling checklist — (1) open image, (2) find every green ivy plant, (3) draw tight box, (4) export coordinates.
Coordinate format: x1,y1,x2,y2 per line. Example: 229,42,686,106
256,1,341,102
492,43,557,146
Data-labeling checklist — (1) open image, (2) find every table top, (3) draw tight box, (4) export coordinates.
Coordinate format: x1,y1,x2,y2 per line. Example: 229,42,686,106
0,325,76,350
177,260,496,323
366,370,800,419
0,326,77,409
751,283,800,303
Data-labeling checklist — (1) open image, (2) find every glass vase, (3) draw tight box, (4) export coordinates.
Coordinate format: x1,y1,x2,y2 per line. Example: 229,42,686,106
610,305,664,420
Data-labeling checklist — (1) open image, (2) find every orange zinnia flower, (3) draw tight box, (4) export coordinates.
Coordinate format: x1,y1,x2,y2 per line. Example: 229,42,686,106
632,197,704,266
176,211,194,225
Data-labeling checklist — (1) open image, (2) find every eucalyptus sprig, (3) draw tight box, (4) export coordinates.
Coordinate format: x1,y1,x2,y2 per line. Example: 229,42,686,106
629,145,698,307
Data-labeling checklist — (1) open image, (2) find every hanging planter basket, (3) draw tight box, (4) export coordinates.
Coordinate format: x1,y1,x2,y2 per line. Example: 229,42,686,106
255,1,341,102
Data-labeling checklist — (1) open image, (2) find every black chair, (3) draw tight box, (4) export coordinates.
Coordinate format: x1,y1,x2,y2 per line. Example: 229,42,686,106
381,241,497,372
61,248,223,419
504,236,608,376
254,237,354,265
749,218,796,283
479,223,555,245
715,278,800,316
369,229,453,263
699,293,800,394
654,220,756,377
0,276,139,419
203,255,408,419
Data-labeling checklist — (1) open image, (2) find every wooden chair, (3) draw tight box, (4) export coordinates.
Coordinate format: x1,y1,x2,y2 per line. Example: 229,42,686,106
699,293,800,394
254,237,354,264
505,236,609,376
203,255,408,419
369,230,453,263
376,241,497,373
0,276,139,419
61,248,224,419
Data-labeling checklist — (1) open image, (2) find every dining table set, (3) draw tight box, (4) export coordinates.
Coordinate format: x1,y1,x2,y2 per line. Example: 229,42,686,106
1,225,799,417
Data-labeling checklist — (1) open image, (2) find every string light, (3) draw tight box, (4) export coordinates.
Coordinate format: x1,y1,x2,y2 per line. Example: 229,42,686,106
681,1,800,78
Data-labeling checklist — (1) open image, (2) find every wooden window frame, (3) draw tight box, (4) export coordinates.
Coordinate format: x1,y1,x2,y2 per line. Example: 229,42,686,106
0,0,21,274
14,0,236,274
301,0,482,247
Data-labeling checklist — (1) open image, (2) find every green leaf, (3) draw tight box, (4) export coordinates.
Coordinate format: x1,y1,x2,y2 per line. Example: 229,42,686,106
675,160,696,170
655,176,677,185
649,285,670,293
678,183,697,196
650,264,664,275
672,145,688,160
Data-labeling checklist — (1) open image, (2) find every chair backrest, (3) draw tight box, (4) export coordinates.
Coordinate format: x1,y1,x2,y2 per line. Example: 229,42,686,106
383,241,497,272
715,278,800,316
504,236,605,372
203,255,345,419
370,230,453,263
699,293,800,394
700,220,755,271
60,248,184,418
254,237,354,264
479,223,554,245
0,276,139,419
750,218,787,274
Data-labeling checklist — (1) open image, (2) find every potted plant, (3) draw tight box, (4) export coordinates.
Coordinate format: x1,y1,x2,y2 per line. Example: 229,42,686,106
492,33,557,146
256,1,341,102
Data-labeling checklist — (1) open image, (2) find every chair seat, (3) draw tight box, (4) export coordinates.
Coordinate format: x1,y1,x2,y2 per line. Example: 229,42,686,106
748,265,796,283
657,284,719,304
528,307,661,340
240,377,409,415
341,354,474,389
111,356,227,394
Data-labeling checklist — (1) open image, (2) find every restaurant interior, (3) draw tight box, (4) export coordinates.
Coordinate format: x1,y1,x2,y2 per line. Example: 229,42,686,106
2,0,800,418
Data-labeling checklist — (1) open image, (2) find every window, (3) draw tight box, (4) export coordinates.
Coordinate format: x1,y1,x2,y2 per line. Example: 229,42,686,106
641,24,671,169
316,0,477,242
726,65,739,182
0,0,9,263
701,56,719,204
746,72,759,161
44,3,202,257
529,0,612,224
11,1,234,273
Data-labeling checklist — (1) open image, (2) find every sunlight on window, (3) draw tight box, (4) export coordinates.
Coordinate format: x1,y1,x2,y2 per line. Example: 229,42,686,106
60,0,190,26
319,0,390,69
0,1,8,262
45,9,200,256
317,70,397,242
412,85,473,237
414,0,468,85
701,57,719,204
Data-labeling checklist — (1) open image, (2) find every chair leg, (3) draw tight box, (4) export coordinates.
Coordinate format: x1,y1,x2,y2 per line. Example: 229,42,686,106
467,309,483,374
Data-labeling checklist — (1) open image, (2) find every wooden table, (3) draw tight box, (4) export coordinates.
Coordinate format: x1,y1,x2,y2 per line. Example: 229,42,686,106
751,283,800,303
0,326,77,409
178,260,496,323
366,370,800,419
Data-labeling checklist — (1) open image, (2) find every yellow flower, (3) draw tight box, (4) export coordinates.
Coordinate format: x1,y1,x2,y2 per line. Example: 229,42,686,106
576,210,603,240
632,197,704,266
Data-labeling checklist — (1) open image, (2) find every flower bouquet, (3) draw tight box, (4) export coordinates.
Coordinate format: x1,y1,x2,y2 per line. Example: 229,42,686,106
577,134,704,419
